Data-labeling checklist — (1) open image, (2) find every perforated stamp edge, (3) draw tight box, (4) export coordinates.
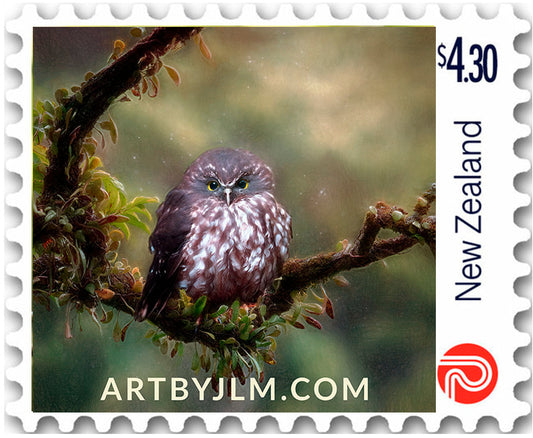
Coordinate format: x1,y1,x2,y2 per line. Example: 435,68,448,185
4,3,531,433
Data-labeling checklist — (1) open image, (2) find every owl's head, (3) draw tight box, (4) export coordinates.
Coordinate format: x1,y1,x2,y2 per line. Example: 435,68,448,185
181,148,275,206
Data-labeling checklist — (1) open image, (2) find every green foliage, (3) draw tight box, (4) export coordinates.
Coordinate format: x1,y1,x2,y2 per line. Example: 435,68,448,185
134,286,335,386
32,77,157,331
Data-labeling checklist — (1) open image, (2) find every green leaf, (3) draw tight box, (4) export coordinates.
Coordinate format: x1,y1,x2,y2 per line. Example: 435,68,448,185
82,139,97,156
123,213,151,234
125,205,152,221
223,322,236,332
216,356,226,378
192,295,207,317
33,128,44,145
144,329,156,339
239,328,251,341
210,304,228,318
54,88,69,104
255,339,272,349
43,100,55,114
267,314,285,325
231,349,239,370
171,341,184,359
102,179,127,214
54,105,64,121
200,330,215,341
303,303,323,315
129,196,159,206
267,336,277,351
191,350,200,371
113,222,131,240
33,179,43,195
246,352,262,377
79,247,87,276
100,171,125,190
33,144,49,164
36,100,45,114
44,209,57,223
151,332,166,344
118,191,128,209
102,310,114,324
221,337,239,346
290,304,301,324
99,117,118,144
230,300,240,323
112,319,121,342
64,107,74,130
160,339,168,355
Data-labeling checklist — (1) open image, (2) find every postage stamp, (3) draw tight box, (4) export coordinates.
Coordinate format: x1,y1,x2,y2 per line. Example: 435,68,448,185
4,2,531,433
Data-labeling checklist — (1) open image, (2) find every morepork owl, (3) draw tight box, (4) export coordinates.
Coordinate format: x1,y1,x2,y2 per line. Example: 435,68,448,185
134,148,292,322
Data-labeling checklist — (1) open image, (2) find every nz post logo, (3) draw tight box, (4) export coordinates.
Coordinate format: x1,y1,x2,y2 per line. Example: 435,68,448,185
437,343,498,404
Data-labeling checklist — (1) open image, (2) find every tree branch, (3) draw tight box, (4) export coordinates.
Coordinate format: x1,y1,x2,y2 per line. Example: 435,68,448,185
40,27,201,202
264,186,436,315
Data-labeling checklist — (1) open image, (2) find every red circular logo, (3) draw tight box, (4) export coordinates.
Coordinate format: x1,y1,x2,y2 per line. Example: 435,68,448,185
437,343,498,404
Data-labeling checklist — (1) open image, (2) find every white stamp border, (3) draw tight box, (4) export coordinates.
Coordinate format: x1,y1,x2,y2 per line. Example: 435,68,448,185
3,2,531,433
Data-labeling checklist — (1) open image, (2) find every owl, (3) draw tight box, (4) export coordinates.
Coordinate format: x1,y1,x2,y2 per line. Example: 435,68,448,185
134,148,292,322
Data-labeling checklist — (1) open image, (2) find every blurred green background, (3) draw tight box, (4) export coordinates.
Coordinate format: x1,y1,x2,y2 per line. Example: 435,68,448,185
33,26,435,412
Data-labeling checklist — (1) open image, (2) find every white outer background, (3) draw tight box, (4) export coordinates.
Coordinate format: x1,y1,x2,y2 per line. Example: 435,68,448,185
2,0,531,434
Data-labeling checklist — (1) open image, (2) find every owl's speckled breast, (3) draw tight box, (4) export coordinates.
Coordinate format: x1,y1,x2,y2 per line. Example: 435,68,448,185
179,192,291,304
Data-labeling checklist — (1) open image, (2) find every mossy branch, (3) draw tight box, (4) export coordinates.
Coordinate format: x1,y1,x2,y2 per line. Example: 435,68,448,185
40,27,202,202
265,185,436,315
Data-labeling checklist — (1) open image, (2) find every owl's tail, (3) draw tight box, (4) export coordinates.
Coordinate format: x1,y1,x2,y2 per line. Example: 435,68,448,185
134,254,179,322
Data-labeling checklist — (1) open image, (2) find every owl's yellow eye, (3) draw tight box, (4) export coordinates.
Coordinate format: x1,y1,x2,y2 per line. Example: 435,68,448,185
207,180,219,191
236,178,249,190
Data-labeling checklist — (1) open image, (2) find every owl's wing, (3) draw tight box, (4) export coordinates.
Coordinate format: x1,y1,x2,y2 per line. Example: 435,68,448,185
134,188,193,322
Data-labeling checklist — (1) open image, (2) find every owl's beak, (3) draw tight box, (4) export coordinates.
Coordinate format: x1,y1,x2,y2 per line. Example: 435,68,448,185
224,187,232,206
